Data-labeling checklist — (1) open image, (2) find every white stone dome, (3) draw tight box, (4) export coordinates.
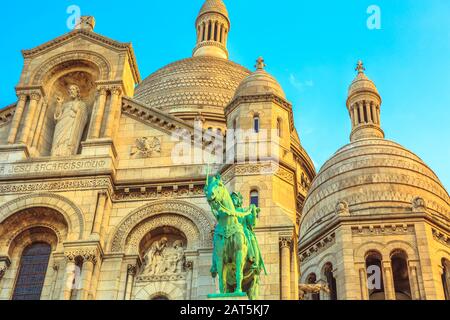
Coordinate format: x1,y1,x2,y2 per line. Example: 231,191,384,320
300,138,450,243
234,57,285,99
134,56,250,118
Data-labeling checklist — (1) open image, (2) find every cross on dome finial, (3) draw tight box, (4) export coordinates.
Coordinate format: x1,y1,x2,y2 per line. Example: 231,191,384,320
255,57,266,70
356,60,365,74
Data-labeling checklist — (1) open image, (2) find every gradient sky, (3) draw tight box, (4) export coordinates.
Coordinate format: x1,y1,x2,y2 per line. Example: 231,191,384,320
1,0,449,191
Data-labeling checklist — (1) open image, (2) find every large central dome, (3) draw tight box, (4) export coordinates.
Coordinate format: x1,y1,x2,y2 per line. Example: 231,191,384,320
134,56,250,121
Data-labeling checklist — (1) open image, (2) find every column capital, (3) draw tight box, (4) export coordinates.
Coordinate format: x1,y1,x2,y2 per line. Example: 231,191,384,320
64,248,99,265
279,236,293,249
127,264,137,276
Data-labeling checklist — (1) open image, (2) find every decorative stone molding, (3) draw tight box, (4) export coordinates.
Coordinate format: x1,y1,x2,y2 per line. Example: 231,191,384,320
0,193,84,240
0,104,15,126
299,233,336,263
432,229,450,248
110,200,214,253
0,177,111,194
351,224,414,237
136,273,186,283
113,184,204,201
222,162,294,185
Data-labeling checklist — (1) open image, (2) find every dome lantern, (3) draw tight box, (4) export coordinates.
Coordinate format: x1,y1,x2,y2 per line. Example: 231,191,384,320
347,61,384,141
193,0,230,60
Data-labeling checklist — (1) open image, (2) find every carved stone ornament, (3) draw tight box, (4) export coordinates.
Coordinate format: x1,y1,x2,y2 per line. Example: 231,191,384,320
335,200,350,216
412,197,426,212
140,239,186,278
130,137,161,158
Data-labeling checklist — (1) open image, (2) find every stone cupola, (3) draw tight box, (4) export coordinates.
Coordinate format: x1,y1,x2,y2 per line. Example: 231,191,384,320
347,61,384,141
193,0,230,59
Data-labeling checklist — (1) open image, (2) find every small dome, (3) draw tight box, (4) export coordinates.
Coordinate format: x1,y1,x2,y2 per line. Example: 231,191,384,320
234,57,286,99
300,138,450,243
198,0,229,20
348,61,379,97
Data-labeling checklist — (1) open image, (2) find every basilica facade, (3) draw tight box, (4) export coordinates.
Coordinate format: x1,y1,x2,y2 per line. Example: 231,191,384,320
0,0,448,301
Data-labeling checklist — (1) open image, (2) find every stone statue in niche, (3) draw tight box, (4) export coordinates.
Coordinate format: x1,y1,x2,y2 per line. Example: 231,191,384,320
141,238,186,276
51,84,88,157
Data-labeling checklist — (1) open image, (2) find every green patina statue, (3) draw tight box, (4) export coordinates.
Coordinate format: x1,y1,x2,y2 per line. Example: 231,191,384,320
204,172,266,300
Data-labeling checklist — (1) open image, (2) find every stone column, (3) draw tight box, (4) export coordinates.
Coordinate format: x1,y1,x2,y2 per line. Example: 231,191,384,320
367,101,373,123
18,91,41,144
352,103,359,126
78,254,96,300
279,236,292,300
220,25,224,43
61,256,77,300
124,264,137,300
382,261,396,300
92,191,107,236
185,260,194,300
290,241,299,300
7,94,27,144
358,267,369,300
358,102,365,124
104,87,122,138
409,264,421,300
375,105,380,124
89,87,108,139
31,99,48,149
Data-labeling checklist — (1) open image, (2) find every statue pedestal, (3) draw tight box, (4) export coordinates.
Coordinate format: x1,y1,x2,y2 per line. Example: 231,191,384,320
0,144,29,162
81,138,117,159
207,292,248,301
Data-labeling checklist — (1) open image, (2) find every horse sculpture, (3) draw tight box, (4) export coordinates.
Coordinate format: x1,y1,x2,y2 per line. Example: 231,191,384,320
204,173,266,300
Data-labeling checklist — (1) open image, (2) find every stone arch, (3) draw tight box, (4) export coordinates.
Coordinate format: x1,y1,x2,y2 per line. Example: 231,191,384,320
0,193,85,240
384,240,418,260
133,281,185,300
354,241,387,263
109,200,214,253
30,50,111,85
125,214,199,255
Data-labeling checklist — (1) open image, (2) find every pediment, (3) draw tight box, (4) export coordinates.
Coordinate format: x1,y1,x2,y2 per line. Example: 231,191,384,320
21,29,140,83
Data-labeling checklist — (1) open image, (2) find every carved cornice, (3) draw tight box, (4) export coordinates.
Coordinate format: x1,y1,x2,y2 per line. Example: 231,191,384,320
121,97,195,135
351,224,414,237
136,274,186,283
113,183,205,201
299,233,336,263
225,93,292,116
222,162,295,185
432,228,450,248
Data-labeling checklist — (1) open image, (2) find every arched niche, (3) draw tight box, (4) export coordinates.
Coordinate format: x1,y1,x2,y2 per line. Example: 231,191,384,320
37,64,99,156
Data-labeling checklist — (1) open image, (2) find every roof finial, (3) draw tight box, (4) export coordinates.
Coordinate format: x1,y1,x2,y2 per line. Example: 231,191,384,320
356,60,365,74
255,57,266,70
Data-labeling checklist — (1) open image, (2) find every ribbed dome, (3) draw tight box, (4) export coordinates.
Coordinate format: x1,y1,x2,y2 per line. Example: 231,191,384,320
134,56,250,118
234,57,286,99
300,138,450,242
348,65,379,97
198,0,229,20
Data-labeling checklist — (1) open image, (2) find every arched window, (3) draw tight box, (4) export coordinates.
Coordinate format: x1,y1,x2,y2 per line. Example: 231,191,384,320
253,116,260,133
323,263,337,300
391,250,412,300
276,118,282,138
365,251,385,300
307,273,320,300
12,242,51,300
250,190,259,207
441,258,450,300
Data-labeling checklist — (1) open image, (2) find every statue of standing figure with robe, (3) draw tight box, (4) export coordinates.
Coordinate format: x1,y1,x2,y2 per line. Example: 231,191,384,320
51,84,88,157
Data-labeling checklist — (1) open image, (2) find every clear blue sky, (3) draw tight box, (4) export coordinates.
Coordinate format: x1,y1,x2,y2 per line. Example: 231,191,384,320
1,0,449,191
